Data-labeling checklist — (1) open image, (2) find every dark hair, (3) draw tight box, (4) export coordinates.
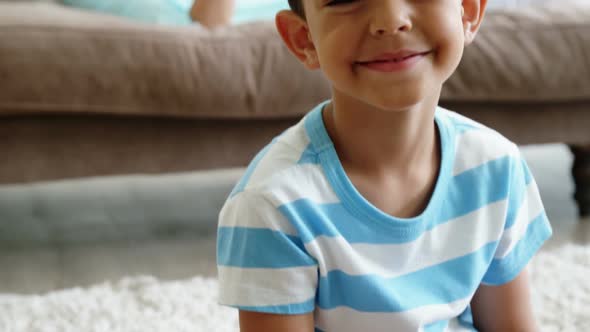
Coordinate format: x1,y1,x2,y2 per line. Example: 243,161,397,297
288,0,305,18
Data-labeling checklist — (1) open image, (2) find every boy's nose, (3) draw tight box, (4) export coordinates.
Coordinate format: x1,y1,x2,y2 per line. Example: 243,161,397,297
369,1,412,36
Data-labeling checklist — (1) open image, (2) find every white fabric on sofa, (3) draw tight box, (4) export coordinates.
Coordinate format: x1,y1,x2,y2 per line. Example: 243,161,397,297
488,0,550,8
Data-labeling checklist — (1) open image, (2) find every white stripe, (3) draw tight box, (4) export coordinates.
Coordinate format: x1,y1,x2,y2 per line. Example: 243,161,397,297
495,181,545,259
443,109,485,130
265,163,340,206
239,120,340,206
278,118,313,154
315,296,472,332
218,191,298,236
453,129,518,176
218,265,317,307
305,200,507,278
246,122,309,190
446,317,476,332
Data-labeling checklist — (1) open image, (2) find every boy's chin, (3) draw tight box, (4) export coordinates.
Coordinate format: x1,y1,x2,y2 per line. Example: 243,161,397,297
363,91,430,113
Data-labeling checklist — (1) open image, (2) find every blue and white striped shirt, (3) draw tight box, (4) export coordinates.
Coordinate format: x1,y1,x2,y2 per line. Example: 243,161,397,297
217,101,552,332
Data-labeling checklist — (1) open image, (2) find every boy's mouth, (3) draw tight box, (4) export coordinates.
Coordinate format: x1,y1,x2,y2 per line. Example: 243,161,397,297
356,50,431,72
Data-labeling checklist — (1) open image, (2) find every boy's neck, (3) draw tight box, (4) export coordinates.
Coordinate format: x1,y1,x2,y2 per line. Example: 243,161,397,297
323,90,441,177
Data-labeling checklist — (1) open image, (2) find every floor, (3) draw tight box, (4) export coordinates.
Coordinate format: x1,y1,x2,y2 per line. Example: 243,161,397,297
1,144,589,295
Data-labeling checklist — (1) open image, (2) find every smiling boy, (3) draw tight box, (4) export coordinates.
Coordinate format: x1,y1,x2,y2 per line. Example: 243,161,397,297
217,0,552,331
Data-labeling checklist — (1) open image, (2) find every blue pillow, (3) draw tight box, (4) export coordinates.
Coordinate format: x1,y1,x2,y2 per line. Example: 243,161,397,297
61,0,193,25
61,0,289,26
233,0,289,24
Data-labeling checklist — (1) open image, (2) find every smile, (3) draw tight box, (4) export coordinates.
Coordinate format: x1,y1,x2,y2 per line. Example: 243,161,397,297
356,51,431,73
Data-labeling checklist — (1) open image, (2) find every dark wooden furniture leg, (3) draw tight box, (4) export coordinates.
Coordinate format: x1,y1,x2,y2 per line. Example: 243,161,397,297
570,145,590,218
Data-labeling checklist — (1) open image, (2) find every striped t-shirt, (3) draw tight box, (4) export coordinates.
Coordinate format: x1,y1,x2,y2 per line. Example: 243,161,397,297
217,101,552,332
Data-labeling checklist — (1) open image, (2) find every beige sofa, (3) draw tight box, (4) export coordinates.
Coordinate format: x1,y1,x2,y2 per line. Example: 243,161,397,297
1,2,589,215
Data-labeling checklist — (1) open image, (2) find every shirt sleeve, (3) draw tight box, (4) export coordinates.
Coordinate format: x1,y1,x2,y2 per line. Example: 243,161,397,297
482,152,553,285
216,190,318,314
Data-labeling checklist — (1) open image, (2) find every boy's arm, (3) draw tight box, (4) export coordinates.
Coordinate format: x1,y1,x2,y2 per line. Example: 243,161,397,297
470,267,539,332
239,310,315,332
190,0,235,28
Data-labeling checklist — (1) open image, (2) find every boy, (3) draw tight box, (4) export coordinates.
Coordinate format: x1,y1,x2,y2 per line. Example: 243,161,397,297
217,0,552,331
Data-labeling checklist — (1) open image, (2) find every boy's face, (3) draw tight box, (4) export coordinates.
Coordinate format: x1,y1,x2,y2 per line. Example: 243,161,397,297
277,0,487,111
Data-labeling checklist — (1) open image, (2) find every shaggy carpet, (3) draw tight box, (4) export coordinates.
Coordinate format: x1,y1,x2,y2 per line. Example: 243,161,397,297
1,244,588,331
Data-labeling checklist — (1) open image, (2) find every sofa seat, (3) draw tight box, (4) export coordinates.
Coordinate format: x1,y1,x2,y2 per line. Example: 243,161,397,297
1,2,589,120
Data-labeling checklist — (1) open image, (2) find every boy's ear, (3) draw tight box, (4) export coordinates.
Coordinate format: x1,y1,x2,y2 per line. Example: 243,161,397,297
275,10,320,70
462,0,488,45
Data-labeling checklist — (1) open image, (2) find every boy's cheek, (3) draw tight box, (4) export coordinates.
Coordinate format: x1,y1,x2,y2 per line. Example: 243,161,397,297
432,23,467,61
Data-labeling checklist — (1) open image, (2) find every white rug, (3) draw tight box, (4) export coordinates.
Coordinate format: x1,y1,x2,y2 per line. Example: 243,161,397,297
1,245,589,332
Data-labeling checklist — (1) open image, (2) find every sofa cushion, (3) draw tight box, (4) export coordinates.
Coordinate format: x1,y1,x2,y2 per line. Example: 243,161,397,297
0,2,588,119
0,168,243,247
0,2,328,119
442,1,590,102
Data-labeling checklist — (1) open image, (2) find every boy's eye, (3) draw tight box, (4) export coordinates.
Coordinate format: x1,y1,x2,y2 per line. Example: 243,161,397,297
326,0,358,6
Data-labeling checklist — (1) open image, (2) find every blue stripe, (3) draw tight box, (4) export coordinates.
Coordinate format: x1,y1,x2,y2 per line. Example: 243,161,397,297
279,200,427,244
217,227,317,268
441,156,512,222
229,140,277,198
233,297,315,315
317,241,497,312
279,201,345,242
424,320,449,332
277,157,514,245
483,212,552,285
304,101,333,153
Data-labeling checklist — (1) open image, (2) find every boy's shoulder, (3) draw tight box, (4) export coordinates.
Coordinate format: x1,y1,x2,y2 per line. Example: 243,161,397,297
229,116,324,201
230,106,522,201
438,107,521,174
440,107,517,149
